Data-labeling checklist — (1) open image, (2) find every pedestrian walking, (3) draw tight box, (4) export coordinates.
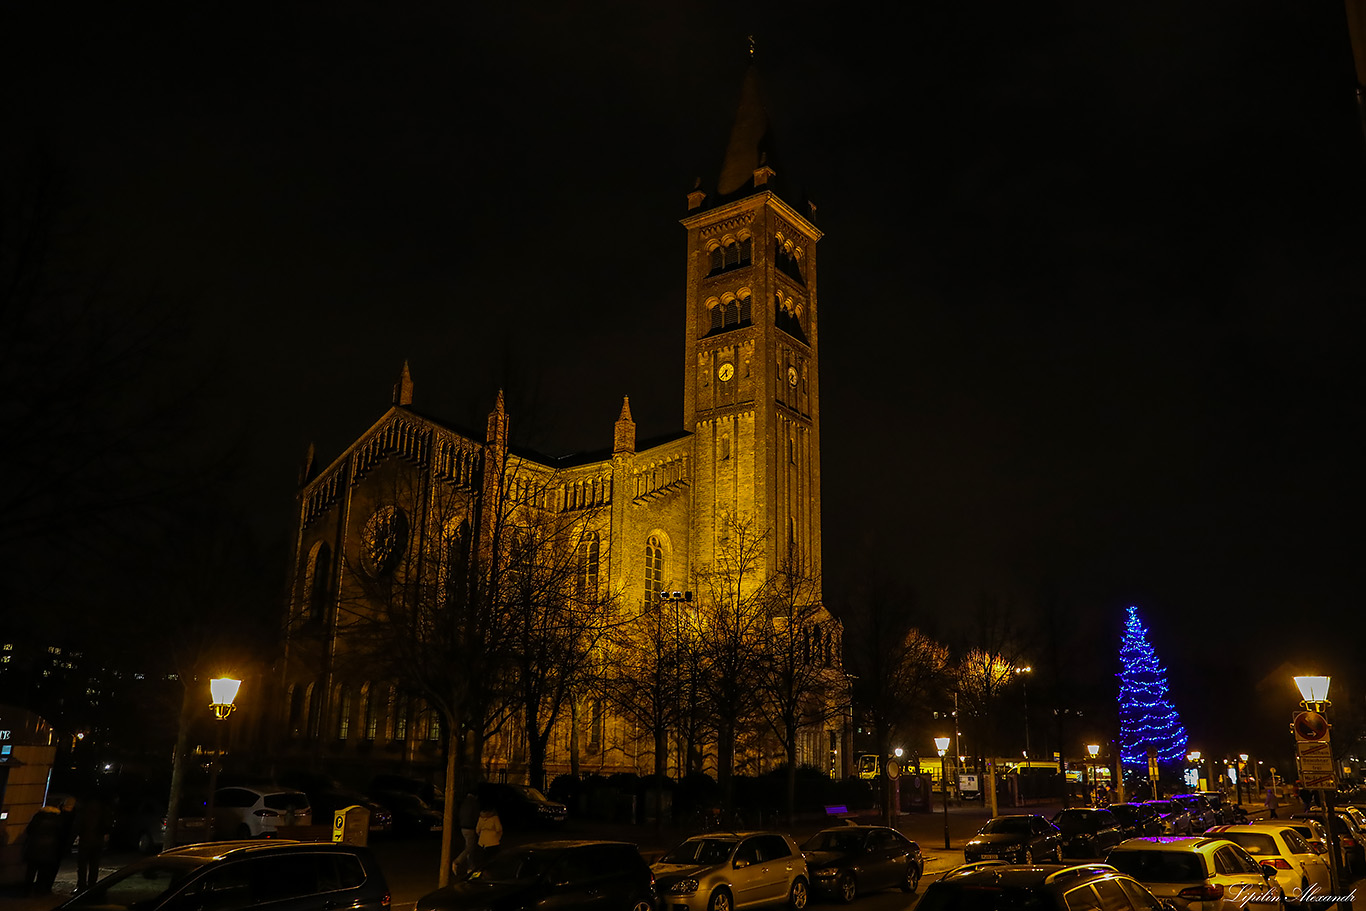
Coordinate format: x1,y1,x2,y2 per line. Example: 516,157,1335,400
24,798,66,894
76,789,114,891
451,789,480,879
473,802,503,872
1264,780,1279,819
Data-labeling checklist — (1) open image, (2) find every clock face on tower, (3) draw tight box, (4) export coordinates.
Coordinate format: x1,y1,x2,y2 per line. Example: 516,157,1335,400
718,362,734,382
787,366,799,387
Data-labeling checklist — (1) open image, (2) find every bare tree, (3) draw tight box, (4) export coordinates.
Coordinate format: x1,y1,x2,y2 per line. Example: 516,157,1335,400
843,581,949,821
694,516,771,813
752,557,844,824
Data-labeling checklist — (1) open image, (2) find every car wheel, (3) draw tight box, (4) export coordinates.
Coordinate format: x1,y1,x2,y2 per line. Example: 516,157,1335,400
629,898,653,911
1025,848,1035,864
838,871,857,903
136,832,153,854
901,861,922,893
1054,846,1063,863
707,888,732,911
788,877,809,910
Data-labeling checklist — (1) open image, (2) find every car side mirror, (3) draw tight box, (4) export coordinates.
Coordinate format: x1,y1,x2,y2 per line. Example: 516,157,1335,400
1260,865,1276,880
734,859,749,869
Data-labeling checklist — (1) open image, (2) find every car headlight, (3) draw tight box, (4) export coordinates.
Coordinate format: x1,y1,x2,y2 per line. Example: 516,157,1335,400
813,868,837,879
669,879,700,894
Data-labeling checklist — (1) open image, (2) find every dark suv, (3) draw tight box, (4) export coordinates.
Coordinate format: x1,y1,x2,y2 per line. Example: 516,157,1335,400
417,840,655,911
917,862,1171,911
59,840,390,911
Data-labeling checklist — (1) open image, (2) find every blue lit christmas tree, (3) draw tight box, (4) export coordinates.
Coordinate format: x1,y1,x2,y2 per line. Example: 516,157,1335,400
1118,605,1189,767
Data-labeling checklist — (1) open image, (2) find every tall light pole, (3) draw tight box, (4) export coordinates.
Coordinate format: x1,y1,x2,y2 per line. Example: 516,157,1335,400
1237,753,1249,806
1293,674,1340,898
1015,666,1033,763
204,676,241,841
1087,744,1101,805
935,736,952,849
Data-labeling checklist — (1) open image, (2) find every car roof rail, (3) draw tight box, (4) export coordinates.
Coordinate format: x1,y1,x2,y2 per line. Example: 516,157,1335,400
1044,864,1118,885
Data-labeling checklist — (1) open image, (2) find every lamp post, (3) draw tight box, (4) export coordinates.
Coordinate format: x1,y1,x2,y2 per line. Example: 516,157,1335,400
1087,744,1101,805
892,747,904,826
1237,753,1248,805
204,676,241,840
1015,666,1033,764
936,736,951,849
1293,674,1340,898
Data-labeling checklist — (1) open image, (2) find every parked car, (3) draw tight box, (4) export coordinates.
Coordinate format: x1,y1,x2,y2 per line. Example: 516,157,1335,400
1249,817,1331,862
1199,792,1242,825
416,840,655,911
963,814,1063,864
916,861,1175,911
279,773,394,837
111,792,211,853
372,789,444,837
58,840,390,910
1291,811,1365,873
799,824,922,901
478,782,568,828
1204,824,1331,902
1142,799,1193,835
651,831,809,911
1051,808,1124,858
1108,803,1163,839
213,786,312,839
371,774,444,809
1171,795,1217,832
1103,836,1284,910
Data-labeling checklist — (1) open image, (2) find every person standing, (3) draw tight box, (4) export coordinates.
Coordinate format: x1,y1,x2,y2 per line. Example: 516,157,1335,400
474,801,503,872
451,790,480,879
1264,780,1279,819
76,790,114,891
24,798,66,894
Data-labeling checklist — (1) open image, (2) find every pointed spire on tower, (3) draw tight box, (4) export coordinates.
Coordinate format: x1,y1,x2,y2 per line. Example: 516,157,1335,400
298,442,317,486
716,51,775,199
392,360,414,406
614,396,636,455
486,389,508,448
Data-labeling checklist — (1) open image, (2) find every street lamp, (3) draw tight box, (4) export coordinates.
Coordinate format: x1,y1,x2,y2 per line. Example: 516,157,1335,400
1087,744,1101,804
205,676,241,840
1015,666,1033,763
1237,753,1249,805
935,736,952,849
1293,674,1340,897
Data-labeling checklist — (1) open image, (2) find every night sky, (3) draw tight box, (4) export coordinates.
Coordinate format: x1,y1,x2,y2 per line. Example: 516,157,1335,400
5,1,1365,750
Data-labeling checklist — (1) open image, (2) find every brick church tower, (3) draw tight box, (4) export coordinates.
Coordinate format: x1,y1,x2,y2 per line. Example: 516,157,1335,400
682,63,823,595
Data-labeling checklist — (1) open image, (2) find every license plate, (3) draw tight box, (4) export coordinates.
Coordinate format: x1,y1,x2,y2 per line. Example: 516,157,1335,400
980,854,998,859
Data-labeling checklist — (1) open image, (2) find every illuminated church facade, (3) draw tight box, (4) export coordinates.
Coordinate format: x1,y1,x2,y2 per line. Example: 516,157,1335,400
276,67,845,787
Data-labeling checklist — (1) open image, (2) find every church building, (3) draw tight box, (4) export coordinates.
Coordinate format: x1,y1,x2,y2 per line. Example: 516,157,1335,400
275,65,846,789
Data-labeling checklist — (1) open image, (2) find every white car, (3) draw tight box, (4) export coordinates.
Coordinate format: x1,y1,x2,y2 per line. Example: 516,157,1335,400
1206,825,1331,902
213,785,312,839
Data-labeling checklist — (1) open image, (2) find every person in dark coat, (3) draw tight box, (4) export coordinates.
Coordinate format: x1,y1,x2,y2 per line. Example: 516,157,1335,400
24,799,66,894
451,790,480,879
76,790,114,891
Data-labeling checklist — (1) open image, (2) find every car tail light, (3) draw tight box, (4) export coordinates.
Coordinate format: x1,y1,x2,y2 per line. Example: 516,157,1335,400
1311,844,1326,854
1177,884,1225,901
1260,858,1292,870
381,891,390,907
1343,837,1357,849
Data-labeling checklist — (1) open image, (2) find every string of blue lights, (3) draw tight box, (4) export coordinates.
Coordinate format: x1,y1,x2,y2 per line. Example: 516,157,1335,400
1118,605,1189,767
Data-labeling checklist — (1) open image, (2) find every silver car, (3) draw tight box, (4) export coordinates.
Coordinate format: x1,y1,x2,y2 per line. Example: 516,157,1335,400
651,832,809,911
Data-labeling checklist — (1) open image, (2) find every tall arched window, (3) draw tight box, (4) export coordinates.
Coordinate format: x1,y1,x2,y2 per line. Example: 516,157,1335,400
305,681,321,740
301,541,332,622
336,685,351,739
644,536,664,604
577,532,600,601
393,689,408,741
362,683,378,739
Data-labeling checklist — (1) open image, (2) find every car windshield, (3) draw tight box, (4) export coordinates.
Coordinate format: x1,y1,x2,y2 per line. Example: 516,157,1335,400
1146,801,1175,815
63,857,204,909
659,838,736,865
1107,850,1205,882
802,830,868,852
475,849,554,883
1053,811,1099,832
917,884,1053,911
513,785,550,802
979,817,1032,835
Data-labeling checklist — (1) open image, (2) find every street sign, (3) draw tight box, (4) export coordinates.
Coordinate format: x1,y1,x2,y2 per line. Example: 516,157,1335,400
886,759,901,780
1297,739,1336,787
1293,711,1331,743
